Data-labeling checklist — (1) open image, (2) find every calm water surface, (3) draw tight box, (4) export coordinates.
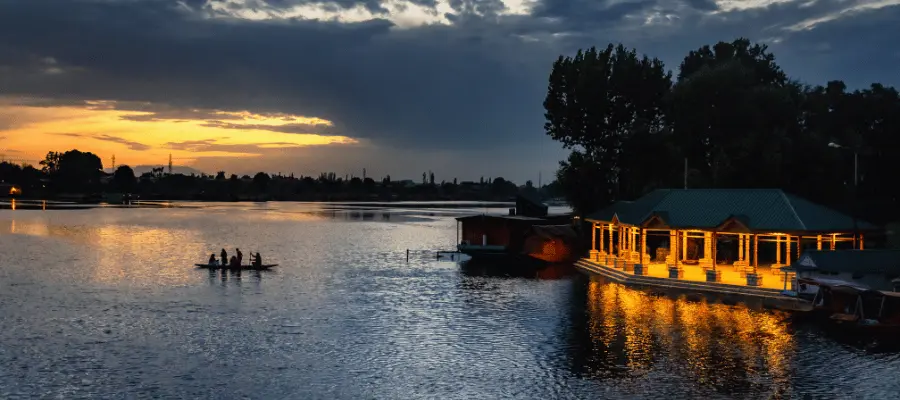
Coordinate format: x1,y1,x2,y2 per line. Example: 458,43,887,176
1,202,899,399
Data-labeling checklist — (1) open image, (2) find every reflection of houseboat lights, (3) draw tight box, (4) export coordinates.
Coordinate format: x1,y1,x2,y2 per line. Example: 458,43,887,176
586,282,794,386
10,198,15,211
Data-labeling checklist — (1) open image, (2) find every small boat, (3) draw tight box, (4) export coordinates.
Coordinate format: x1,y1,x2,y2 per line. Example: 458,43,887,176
801,277,900,335
194,264,277,270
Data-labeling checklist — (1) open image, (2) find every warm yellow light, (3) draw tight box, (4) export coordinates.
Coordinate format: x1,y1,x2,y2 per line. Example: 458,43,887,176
584,280,794,388
9,187,20,195
0,99,356,167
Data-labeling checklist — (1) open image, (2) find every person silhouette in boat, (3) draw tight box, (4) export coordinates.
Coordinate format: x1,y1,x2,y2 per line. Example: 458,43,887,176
208,253,218,266
220,249,228,266
229,255,239,269
236,248,243,266
253,252,262,268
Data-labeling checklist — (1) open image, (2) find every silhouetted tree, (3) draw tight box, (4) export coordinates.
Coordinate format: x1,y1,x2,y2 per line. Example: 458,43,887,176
544,43,672,214
41,150,103,192
39,151,61,174
252,172,270,193
112,165,136,193
542,36,900,226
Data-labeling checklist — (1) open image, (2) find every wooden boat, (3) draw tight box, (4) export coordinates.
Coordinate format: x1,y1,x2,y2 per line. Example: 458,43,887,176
803,277,900,335
194,263,277,270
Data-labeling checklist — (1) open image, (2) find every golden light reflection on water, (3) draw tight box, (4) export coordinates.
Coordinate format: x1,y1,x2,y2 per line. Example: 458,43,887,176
3,215,203,286
584,279,794,394
6,218,50,237
89,225,204,286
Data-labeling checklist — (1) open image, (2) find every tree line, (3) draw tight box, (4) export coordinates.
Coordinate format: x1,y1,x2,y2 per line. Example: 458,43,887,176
544,37,900,226
0,150,561,202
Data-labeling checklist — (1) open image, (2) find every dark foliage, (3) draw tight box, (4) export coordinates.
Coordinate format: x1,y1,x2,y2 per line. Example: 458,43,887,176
544,37,900,226
1,154,561,203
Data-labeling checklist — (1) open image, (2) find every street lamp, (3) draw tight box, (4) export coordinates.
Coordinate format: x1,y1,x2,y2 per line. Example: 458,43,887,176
828,141,860,249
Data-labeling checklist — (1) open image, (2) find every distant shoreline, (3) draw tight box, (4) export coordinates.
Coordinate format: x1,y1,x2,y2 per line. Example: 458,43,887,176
1,198,570,210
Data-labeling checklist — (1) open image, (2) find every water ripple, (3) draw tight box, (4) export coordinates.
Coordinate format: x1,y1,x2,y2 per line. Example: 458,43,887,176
0,204,898,398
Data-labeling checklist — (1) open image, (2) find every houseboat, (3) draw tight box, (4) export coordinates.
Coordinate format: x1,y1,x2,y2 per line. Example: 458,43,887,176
787,249,900,294
579,188,880,288
455,193,575,268
798,277,900,335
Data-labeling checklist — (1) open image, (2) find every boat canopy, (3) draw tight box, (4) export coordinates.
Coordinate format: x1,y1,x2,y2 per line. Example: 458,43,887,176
798,277,870,292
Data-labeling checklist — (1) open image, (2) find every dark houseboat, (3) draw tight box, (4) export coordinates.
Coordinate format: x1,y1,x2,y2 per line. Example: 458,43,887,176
800,277,900,335
455,194,576,268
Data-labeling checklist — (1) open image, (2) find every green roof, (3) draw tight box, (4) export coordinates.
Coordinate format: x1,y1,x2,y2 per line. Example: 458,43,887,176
585,189,877,232
791,250,900,275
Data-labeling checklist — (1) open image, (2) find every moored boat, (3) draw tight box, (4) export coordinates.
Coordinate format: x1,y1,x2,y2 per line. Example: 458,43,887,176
455,193,574,268
802,277,900,335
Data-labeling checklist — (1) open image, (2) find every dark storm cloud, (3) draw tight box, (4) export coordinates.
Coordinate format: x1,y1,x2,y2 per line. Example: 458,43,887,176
0,0,556,152
0,0,898,180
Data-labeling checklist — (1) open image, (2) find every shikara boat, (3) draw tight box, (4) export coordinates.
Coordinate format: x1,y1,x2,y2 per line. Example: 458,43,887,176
195,263,277,270
802,277,900,335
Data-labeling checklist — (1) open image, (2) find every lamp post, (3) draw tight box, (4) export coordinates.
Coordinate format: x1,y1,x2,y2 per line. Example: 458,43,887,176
828,142,860,249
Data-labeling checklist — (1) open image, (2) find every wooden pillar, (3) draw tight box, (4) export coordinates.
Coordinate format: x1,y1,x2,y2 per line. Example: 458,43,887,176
598,225,604,253
591,224,597,251
831,234,836,250
628,227,632,252
609,224,614,257
682,231,688,261
753,234,759,273
712,232,718,270
675,230,681,267
629,227,634,253
616,225,625,256
775,235,781,265
817,235,822,251
633,227,639,260
640,228,645,265
624,227,630,254
703,231,712,265
860,234,865,250
668,230,676,264
744,234,750,265
738,234,744,262
618,227,622,254
785,234,791,265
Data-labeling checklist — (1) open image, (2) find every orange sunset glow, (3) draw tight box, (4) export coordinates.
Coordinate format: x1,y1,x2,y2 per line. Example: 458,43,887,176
0,97,357,170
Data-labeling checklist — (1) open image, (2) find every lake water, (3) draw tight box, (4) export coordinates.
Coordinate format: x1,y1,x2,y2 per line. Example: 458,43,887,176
1,202,899,399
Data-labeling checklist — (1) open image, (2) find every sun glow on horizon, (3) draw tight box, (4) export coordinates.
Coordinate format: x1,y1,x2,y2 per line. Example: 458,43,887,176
0,98,356,169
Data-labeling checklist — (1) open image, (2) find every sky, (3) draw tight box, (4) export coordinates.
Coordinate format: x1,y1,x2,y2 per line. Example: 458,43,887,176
0,0,898,183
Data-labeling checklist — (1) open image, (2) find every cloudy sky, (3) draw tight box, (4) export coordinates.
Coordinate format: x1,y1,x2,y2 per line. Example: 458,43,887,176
0,0,897,183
